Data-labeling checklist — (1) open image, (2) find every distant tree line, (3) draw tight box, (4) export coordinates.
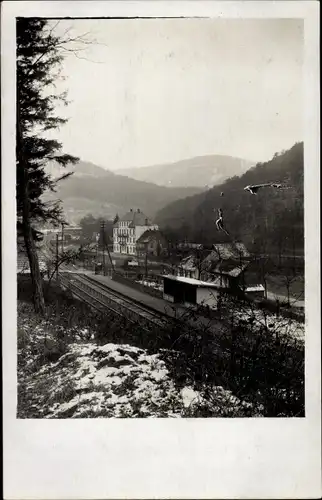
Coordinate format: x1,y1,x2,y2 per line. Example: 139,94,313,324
79,214,114,247
156,143,304,258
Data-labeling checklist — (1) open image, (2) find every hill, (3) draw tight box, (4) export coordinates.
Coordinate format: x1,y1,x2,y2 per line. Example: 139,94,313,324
45,159,113,179
117,155,254,188
155,143,304,255
43,160,203,224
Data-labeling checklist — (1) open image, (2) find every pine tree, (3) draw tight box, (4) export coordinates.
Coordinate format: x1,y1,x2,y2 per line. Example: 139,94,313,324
17,18,79,313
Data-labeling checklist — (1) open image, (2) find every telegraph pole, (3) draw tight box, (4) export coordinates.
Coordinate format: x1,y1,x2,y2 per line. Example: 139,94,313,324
106,237,115,277
145,242,148,279
61,223,65,254
95,232,99,271
55,233,59,280
101,221,106,275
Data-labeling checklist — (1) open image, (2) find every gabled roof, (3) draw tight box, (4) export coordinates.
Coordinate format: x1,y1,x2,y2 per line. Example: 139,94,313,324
119,209,153,226
212,260,249,277
200,253,250,283
205,242,251,261
136,229,165,244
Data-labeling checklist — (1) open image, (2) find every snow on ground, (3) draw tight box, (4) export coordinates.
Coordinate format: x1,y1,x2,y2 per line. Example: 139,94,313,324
232,305,304,342
19,341,255,418
136,280,163,291
17,301,264,418
18,320,257,418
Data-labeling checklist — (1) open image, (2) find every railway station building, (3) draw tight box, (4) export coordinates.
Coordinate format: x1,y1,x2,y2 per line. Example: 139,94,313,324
162,274,221,310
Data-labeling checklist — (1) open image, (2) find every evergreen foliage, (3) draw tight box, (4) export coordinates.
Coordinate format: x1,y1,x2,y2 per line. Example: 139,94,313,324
17,18,79,312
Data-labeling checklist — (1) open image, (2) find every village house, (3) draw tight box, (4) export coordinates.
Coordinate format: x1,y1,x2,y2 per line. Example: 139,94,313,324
113,208,158,255
174,241,265,298
136,229,167,258
200,242,265,297
177,254,203,280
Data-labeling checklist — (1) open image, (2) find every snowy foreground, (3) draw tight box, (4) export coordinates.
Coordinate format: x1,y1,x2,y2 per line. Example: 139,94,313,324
232,307,305,342
17,304,258,418
19,341,258,418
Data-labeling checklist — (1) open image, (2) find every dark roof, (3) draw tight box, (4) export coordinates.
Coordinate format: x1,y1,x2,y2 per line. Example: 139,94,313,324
201,249,251,280
205,242,250,261
119,209,153,226
212,260,249,277
136,229,165,244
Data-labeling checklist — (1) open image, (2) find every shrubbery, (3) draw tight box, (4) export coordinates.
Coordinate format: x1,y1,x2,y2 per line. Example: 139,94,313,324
17,276,304,417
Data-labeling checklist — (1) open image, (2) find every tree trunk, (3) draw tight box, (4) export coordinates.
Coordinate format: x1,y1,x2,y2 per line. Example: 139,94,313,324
17,119,46,315
22,216,46,314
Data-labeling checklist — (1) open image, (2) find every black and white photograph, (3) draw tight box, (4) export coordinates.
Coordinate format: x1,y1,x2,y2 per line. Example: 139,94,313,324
15,15,306,419
2,1,321,498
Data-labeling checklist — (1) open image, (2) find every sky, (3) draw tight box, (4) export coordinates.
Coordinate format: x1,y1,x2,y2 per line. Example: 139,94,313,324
48,18,303,170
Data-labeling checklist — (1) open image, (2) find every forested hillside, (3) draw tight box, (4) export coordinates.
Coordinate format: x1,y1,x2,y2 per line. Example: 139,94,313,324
43,160,203,223
156,143,304,255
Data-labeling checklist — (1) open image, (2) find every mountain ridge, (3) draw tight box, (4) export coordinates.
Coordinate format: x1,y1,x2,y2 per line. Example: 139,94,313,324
116,154,255,188
155,143,304,254
43,160,203,225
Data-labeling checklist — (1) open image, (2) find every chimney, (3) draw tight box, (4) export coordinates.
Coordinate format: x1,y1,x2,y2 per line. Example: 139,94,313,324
145,218,148,225
137,208,140,213
130,208,133,212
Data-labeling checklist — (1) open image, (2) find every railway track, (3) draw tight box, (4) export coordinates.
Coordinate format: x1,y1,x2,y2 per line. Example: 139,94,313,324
59,272,229,334
60,271,303,344
59,272,170,331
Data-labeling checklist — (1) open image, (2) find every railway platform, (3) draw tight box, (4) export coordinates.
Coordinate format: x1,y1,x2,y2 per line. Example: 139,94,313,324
90,274,228,335
92,274,184,319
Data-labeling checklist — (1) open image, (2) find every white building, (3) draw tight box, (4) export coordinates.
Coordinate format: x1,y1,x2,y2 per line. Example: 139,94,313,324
162,274,220,310
113,208,158,255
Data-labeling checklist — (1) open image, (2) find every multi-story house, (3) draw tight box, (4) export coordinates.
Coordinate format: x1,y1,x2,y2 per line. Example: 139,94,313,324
113,208,158,255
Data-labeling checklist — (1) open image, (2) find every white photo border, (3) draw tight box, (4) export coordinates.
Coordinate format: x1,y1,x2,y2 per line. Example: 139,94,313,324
2,1,320,499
